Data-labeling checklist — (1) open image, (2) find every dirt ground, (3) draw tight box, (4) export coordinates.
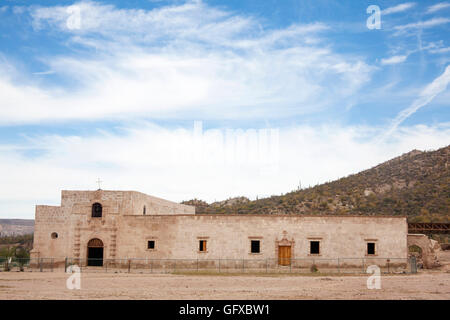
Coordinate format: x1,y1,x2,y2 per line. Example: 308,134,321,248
0,270,448,300
1,251,449,300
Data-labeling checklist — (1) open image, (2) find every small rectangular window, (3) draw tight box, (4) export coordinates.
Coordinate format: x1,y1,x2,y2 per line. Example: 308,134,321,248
147,240,155,249
310,241,320,254
199,240,207,252
367,242,376,255
251,240,260,253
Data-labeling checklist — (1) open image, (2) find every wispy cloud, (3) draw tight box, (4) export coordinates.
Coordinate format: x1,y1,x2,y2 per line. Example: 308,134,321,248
0,0,373,124
381,55,408,65
0,0,449,218
1,121,449,218
394,17,450,33
381,65,450,139
32,70,55,75
429,47,450,54
426,2,450,14
382,2,416,15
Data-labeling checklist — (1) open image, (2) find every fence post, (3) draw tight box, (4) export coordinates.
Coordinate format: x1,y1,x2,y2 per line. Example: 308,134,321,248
337,258,340,273
64,257,68,273
51,258,54,272
39,258,43,272
242,259,245,273
128,259,131,273
218,259,221,273
387,259,390,273
410,256,417,274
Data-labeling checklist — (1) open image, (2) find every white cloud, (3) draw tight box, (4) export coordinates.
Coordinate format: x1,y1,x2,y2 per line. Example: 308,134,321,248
1,121,448,218
0,1,373,124
426,2,450,14
381,55,408,65
382,2,416,15
1,0,448,219
429,47,450,54
394,17,450,33
381,65,450,139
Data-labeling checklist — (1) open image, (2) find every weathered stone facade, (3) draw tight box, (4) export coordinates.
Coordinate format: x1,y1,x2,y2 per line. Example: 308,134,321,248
407,234,440,268
31,190,408,265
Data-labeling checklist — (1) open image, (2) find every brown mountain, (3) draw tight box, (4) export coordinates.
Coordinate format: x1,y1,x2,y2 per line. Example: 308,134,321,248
183,145,450,222
0,219,34,236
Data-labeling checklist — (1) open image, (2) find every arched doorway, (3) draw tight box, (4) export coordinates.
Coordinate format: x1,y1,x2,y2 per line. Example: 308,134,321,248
407,234,438,269
87,238,104,266
408,244,423,268
408,244,423,256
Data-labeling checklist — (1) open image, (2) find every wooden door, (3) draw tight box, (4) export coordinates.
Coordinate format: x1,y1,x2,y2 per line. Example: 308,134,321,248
278,246,291,266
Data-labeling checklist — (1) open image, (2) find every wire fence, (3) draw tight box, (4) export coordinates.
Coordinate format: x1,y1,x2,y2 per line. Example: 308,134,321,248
0,256,416,274
0,257,55,272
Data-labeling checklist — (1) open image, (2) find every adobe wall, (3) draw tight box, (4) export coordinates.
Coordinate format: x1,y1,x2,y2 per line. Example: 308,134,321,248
118,215,408,261
32,190,195,262
32,190,408,265
63,190,194,216
30,205,68,260
407,234,439,268
128,192,195,215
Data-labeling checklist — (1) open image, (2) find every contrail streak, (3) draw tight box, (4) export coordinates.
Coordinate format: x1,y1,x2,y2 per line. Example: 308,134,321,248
380,65,450,141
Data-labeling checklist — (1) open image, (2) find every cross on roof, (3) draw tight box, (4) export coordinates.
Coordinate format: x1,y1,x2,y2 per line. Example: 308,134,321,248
96,178,103,190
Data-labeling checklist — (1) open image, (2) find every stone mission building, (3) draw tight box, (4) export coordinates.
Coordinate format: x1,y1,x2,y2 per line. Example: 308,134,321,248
31,190,408,266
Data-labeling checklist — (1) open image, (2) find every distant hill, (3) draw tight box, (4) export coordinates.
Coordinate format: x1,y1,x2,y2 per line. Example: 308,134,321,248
182,145,450,222
0,219,34,236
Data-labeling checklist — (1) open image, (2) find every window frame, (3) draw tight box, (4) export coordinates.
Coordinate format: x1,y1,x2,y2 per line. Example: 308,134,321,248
91,202,103,218
366,242,376,255
198,239,207,253
309,240,321,255
250,240,261,254
147,240,155,250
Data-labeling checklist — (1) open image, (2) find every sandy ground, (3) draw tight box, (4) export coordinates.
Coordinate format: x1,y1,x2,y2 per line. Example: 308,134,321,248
1,251,449,300
0,270,449,300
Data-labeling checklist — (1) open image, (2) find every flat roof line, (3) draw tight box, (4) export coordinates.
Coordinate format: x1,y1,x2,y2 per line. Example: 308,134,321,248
123,214,407,218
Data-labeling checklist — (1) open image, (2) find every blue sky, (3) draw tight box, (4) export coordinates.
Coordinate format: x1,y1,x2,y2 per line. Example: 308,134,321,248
0,0,449,218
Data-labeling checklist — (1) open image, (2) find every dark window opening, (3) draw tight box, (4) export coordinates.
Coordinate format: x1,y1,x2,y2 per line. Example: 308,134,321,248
143,206,146,215
147,240,155,249
199,240,207,252
367,242,376,255
92,202,102,218
251,240,260,253
51,232,58,239
310,241,320,254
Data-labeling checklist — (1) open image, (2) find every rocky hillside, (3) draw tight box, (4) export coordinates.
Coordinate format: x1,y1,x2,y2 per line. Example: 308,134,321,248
183,145,450,222
0,219,34,236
